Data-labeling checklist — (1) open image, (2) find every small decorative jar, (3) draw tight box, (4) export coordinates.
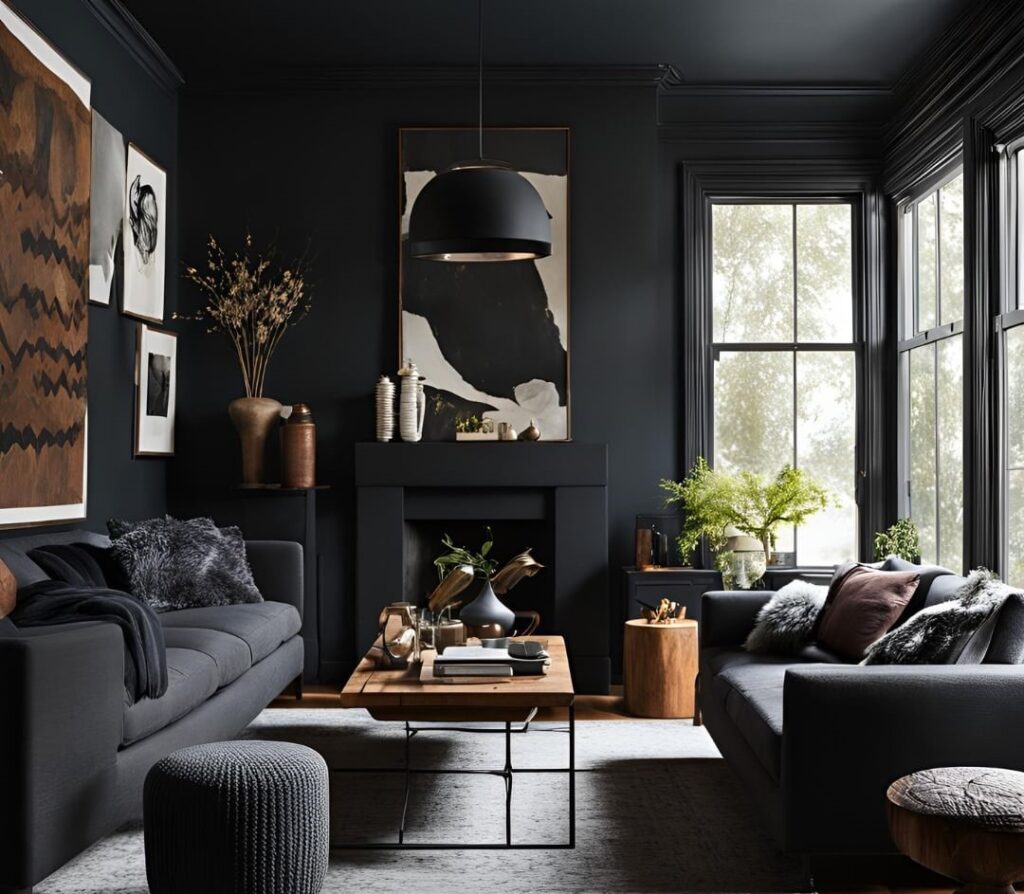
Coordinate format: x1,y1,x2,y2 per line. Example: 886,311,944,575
281,403,316,488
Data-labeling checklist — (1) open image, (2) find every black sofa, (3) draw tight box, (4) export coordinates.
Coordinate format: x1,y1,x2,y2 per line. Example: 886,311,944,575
0,529,305,894
699,566,1024,857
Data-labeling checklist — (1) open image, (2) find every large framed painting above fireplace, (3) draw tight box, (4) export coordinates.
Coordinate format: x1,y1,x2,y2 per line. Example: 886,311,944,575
399,127,570,441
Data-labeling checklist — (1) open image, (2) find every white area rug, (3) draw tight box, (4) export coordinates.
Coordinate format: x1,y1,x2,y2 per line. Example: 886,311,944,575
37,709,807,893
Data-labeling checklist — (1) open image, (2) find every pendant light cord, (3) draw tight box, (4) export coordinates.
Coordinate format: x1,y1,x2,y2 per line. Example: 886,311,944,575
478,0,484,159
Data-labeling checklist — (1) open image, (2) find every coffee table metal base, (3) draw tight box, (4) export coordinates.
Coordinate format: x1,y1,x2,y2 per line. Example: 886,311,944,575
332,704,575,850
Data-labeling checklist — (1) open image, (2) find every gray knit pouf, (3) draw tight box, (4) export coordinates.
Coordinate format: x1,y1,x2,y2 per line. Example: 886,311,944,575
144,740,329,894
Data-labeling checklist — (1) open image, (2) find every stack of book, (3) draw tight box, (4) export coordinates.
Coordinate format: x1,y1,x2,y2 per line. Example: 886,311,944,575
431,645,550,678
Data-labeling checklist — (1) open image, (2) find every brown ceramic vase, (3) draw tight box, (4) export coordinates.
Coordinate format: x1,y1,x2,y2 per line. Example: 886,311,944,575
228,396,282,487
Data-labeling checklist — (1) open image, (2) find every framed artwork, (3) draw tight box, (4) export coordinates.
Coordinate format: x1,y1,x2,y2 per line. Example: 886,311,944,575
123,144,167,322
399,127,570,441
134,324,177,456
0,1,91,528
89,109,125,306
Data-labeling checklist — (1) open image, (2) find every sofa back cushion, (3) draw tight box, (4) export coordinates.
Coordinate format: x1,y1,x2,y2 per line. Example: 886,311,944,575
0,529,110,588
881,556,957,621
815,565,920,661
983,592,1024,664
0,558,15,619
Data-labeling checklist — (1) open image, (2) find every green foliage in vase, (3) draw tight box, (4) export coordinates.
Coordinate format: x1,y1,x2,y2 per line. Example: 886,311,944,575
660,458,831,563
873,518,921,563
433,527,498,580
455,414,488,433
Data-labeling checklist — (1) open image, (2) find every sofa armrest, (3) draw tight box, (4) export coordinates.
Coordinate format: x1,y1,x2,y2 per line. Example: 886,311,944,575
700,590,771,648
781,664,1024,854
0,622,124,888
246,540,304,620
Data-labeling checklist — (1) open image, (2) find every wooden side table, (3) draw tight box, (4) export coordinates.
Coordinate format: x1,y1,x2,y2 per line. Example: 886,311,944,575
623,619,698,718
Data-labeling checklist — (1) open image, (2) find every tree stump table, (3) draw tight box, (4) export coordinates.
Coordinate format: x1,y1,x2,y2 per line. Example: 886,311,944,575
623,618,698,718
887,767,1024,894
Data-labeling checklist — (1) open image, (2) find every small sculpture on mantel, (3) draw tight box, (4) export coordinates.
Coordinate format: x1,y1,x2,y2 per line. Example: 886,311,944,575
397,360,425,443
637,597,687,624
518,419,541,441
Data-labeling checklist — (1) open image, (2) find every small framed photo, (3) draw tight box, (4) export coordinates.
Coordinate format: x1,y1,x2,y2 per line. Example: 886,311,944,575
134,324,177,456
122,143,167,322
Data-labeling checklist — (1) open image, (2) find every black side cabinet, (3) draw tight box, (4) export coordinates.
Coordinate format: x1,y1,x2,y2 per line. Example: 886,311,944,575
615,566,834,680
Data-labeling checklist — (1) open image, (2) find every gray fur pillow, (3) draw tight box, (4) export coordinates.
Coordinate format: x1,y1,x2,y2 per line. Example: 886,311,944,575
108,516,262,612
863,569,1011,665
745,581,828,655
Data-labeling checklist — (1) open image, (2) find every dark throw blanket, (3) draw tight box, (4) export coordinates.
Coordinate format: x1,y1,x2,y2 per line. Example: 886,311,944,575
12,580,168,703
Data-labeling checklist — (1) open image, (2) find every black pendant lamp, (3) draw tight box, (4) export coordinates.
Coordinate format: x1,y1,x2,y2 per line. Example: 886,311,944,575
408,0,551,262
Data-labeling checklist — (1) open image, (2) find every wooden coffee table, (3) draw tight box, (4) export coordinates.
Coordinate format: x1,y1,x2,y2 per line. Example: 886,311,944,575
339,636,576,849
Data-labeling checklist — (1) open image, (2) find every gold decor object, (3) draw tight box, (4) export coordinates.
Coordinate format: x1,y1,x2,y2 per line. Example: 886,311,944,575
434,619,467,654
640,597,687,625
281,403,316,488
227,396,282,487
426,563,476,614
518,419,541,441
370,603,418,668
490,549,544,596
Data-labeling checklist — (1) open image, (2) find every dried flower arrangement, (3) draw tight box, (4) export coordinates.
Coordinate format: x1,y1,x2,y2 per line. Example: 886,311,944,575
178,233,311,398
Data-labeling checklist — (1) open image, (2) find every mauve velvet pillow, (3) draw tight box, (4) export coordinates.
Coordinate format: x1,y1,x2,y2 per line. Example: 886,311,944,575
815,565,920,661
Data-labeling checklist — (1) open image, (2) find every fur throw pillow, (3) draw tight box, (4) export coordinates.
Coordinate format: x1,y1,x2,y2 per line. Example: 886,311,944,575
745,581,828,655
863,569,1012,665
108,516,263,612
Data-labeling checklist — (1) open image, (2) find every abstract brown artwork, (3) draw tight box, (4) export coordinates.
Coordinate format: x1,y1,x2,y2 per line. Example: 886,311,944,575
0,8,91,526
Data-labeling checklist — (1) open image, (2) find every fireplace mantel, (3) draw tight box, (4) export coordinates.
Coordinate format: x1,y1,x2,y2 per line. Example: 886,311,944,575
354,442,610,693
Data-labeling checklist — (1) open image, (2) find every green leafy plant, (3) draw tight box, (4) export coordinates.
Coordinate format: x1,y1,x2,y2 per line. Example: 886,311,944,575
660,458,831,564
433,527,498,580
874,518,920,562
455,414,492,434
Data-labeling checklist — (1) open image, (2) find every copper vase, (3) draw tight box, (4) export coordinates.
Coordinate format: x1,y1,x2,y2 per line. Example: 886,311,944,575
227,397,282,487
281,403,316,488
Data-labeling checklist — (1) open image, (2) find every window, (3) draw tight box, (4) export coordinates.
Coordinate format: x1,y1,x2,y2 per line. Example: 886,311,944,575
711,202,858,565
998,148,1024,587
898,171,964,572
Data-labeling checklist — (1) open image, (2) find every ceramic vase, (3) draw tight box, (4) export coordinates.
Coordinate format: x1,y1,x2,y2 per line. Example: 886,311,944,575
399,362,425,443
228,396,282,487
375,375,396,442
459,579,516,636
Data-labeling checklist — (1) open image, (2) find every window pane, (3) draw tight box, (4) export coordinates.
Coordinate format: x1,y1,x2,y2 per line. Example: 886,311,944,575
917,194,937,332
936,336,963,572
909,344,937,562
939,174,964,324
714,352,793,478
712,204,793,342
797,204,853,342
1008,470,1024,588
1018,152,1024,313
1008,326,1024,468
796,352,857,564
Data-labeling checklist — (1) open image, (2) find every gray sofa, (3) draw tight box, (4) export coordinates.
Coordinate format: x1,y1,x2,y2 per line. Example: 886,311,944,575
0,529,305,894
699,566,1024,857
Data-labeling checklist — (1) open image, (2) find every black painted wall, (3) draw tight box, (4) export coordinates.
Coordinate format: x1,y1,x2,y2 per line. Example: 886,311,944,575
2,0,178,538
171,83,667,680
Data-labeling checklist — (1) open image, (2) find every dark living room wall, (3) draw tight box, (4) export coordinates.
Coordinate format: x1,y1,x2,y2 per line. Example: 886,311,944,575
1,0,179,538
170,81,668,680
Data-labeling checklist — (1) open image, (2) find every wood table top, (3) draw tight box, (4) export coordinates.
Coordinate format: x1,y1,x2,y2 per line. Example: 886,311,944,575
340,636,575,712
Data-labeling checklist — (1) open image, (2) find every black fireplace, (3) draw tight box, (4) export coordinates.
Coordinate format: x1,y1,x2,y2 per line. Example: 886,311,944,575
354,442,609,693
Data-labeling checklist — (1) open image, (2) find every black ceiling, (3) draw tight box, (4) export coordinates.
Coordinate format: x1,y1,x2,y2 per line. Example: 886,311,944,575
123,0,976,87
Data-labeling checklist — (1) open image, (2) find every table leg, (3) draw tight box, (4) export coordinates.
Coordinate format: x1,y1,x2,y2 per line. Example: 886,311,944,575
569,701,576,849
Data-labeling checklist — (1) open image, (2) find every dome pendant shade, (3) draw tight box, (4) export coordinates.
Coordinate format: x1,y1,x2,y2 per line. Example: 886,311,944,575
408,162,552,262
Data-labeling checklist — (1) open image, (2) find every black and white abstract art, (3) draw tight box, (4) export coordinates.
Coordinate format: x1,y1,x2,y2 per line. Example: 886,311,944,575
88,109,125,306
399,128,570,441
123,144,166,322
135,324,176,456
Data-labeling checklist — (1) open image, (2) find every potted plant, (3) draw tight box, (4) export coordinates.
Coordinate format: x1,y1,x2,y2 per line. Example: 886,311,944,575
180,233,311,486
873,518,921,563
659,457,831,573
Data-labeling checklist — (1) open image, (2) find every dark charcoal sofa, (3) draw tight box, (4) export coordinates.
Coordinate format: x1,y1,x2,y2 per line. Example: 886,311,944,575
699,567,1024,858
0,529,305,894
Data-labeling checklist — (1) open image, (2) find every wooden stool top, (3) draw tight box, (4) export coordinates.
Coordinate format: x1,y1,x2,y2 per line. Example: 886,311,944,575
888,767,1024,833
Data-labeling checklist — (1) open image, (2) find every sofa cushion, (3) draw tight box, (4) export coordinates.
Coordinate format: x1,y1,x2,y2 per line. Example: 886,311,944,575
162,626,253,688
716,663,788,782
0,557,15,619
882,556,956,622
985,593,1024,664
122,647,218,745
159,602,301,664
0,529,110,588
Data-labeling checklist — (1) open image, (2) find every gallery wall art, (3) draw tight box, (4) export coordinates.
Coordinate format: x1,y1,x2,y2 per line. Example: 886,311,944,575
399,127,570,441
89,110,125,306
0,1,91,527
134,324,177,456
123,143,166,322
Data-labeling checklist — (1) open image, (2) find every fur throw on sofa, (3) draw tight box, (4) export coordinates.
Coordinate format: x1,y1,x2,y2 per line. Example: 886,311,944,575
863,569,1013,665
745,581,828,654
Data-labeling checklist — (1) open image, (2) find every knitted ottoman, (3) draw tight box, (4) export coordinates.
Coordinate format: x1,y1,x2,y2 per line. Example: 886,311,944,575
144,741,329,894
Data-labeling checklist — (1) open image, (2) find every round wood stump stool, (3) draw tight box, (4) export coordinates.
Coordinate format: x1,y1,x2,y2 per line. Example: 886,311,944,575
887,767,1024,894
623,618,698,718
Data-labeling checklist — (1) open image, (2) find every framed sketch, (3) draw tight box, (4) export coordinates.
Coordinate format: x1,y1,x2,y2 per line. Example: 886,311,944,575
134,324,177,456
399,127,570,441
89,109,125,306
0,1,90,528
123,144,167,322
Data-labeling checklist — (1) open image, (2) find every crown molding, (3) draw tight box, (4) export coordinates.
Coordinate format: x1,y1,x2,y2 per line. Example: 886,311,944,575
83,0,183,91
658,121,883,144
661,83,892,98
187,63,680,92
